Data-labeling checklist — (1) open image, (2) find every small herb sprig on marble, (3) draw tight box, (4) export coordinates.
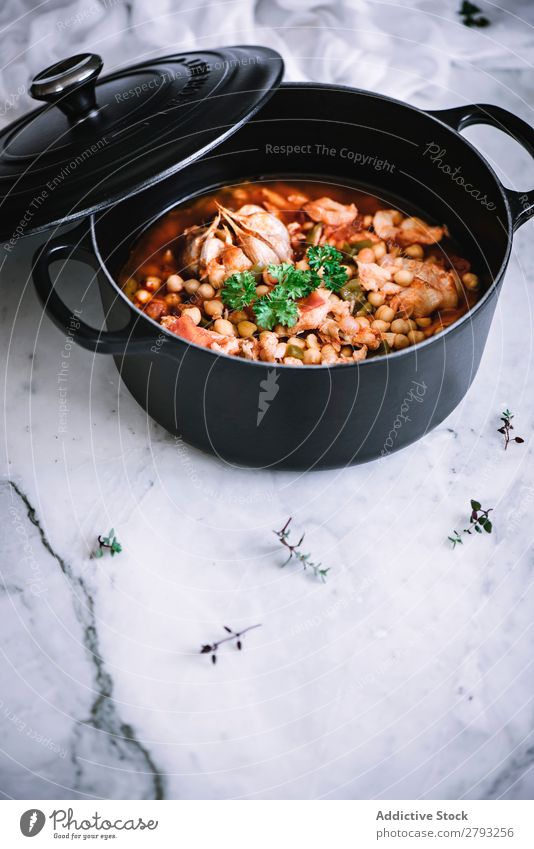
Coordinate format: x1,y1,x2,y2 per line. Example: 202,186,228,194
93,528,122,558
274,517,330,582
449,500,493,548
200,624,262,665
458,1,490,27
498,409,524,451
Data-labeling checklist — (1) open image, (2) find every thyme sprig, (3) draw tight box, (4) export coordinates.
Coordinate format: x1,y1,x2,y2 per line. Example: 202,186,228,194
498,409,524,451
93,528,122,558
274,517,330,582
449,500,493,548
200,624,262,665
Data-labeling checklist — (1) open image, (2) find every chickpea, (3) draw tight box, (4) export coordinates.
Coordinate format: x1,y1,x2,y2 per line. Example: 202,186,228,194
164,293,182,311
390,319,410,334
358,248,375,263
373,242,387,260
404,244,424,259
407,330,425,345
184,279,200,295
255,284,270,297
407,319,418,331
394,333,410,350
371,319,390,332
368,291,386,308
306,333,319,349
357,316,371,327
376,305,395,323
321,344,338,364
213,318,235,336
303,348,321,365
340,264,353,280
363,214,373,227
134,289,151,304
340,345,353,357
237,320,257,338
416,317,432,328
462,272,479,289
382,332,396,347
393,269,414,287
197,282,215,299
166,274,183,293
204,299,224,317
182,306,201,325
287,336,306,350
283,356,304,366
229,310,248,324
210,269,226,290
145,276,162,292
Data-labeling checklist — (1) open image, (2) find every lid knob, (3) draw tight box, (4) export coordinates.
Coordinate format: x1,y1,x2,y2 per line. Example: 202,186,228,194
30,53,103,123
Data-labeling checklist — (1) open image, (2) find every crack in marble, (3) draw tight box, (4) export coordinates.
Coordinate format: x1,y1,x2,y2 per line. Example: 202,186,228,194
6,479,166,800
485,744,534,799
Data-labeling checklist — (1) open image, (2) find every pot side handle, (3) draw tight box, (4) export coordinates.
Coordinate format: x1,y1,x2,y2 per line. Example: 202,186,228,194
428,103,534,231
33,227,162,355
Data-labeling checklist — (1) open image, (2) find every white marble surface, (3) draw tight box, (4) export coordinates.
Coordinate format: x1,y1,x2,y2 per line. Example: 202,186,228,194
1,4,534,801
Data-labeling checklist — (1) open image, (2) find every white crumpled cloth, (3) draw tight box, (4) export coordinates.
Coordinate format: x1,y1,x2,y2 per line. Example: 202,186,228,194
0,0,533,127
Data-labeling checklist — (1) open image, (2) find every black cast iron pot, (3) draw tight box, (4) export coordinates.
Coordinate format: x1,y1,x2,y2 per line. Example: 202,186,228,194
33,83,534,470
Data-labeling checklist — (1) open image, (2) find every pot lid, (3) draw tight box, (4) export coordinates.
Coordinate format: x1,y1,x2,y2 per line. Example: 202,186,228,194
0,46,283,241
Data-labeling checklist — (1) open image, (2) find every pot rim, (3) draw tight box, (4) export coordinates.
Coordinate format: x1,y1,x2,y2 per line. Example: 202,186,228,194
91,81,513,370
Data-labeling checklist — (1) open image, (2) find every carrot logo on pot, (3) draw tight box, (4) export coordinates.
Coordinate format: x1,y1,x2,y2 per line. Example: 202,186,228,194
257,369,279,425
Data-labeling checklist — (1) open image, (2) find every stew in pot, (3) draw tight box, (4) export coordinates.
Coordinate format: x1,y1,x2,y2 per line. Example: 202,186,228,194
119,180,481,365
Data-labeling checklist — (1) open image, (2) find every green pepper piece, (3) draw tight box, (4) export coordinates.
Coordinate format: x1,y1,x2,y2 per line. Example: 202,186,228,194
351,239,375,252
306,223,323,245
340,279,365,302
285,344,305,360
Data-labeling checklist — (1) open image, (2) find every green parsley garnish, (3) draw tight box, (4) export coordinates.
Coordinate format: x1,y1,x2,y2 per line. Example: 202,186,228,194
221,270,257,309
254,289,299,330
306,245,348,292
268,263,315,299
220,244,349,330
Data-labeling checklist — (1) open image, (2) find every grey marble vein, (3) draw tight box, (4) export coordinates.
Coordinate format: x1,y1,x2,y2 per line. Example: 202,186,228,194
5,480,166,800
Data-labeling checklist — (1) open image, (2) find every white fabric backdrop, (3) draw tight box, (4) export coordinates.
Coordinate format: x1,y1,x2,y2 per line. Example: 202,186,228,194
1,0,533,129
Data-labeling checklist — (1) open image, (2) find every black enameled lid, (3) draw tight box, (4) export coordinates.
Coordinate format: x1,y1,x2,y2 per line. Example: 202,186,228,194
0,46,283,240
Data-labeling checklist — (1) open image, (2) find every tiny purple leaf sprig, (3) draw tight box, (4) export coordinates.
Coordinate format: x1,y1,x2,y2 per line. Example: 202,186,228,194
200,624,261,665
449,500,493,548
274,518,330,582
498,409,524,451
